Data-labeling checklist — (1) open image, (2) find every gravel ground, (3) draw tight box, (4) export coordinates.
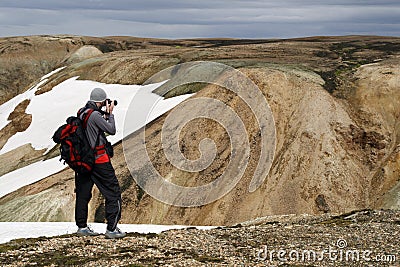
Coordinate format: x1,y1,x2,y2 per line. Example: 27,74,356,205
1,209,399,266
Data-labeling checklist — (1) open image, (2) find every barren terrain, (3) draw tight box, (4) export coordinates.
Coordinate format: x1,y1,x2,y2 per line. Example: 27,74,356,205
0,35,399,226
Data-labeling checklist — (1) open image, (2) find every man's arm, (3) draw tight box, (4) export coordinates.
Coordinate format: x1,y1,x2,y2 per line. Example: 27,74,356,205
92,111,116,135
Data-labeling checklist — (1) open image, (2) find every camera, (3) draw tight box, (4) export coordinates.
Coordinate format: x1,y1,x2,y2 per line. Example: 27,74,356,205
105,99,118,106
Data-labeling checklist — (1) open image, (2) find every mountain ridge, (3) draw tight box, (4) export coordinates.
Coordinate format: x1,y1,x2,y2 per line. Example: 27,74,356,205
0,35,399,226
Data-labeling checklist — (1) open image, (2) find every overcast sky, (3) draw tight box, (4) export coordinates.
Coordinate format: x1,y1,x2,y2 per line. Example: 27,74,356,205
0,0,399,38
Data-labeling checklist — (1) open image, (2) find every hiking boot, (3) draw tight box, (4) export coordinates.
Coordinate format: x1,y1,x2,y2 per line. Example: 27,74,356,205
76,226,100,236
105,227,126,239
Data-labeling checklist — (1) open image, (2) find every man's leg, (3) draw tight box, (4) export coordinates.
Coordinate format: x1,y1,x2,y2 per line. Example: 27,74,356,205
91,162,122,231
75,172,94,228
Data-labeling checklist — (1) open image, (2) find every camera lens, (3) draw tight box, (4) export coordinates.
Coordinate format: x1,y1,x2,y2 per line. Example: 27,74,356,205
105,99,118,106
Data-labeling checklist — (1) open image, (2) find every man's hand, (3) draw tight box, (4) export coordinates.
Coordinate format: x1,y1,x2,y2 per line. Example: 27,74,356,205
106,101,115,115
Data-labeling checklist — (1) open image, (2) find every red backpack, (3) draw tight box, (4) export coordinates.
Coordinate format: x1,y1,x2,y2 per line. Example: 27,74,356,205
52,108,98,173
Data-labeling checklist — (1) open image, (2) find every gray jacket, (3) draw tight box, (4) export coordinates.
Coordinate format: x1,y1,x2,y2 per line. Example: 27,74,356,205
79,101,116,148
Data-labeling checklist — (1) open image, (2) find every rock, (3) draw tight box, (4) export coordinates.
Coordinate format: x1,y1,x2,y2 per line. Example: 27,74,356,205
315,194,331,213
64,45,103,64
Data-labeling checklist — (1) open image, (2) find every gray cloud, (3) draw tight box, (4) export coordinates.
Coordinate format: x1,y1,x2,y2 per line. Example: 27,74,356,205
0,1,399,38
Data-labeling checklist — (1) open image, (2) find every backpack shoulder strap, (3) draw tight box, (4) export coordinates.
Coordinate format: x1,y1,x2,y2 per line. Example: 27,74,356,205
78,108,96,129
78,108,102,149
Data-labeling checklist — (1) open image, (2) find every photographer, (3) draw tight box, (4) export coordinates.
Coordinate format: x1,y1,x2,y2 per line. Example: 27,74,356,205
75,87,125,239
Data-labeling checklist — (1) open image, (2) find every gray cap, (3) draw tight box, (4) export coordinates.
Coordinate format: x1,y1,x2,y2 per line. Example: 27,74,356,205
90,87,107,102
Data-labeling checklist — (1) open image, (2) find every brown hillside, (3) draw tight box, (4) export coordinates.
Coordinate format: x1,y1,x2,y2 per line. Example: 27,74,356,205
0,35,399,226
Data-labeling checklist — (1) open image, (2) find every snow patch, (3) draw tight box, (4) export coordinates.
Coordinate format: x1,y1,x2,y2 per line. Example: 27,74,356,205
0,222,215,244
0,67,65,131
0,77,191,155
0,157,66,198
0,71,192,198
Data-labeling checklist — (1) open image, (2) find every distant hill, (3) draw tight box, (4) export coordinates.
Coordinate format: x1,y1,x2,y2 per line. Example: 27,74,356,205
0,35,399,226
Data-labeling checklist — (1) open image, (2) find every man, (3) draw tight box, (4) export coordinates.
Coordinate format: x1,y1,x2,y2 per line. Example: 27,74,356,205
75,87,126,239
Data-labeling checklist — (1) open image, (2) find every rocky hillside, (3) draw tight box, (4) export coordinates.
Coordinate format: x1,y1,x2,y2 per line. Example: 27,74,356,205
1,210,399,266
0,35,399,226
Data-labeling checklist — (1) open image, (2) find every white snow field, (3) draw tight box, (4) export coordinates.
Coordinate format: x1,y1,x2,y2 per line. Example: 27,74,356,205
0,76,190,154
0,67,65,131
0,68,200,244
0,222,214,244
0,157,64,198
0,70,192,198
